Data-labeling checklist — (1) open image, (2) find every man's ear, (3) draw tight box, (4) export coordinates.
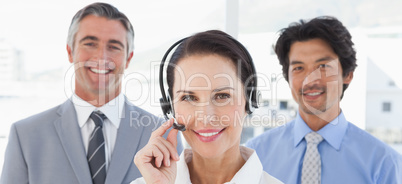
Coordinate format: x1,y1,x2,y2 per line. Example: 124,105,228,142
125,51,134,69
67,45,73,63
343,71,354,85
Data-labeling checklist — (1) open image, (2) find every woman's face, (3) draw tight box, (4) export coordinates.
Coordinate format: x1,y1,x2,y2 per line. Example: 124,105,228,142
172,54,247,159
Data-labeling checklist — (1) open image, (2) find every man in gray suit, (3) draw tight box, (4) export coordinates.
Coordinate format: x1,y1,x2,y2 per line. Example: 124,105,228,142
0,3,183,184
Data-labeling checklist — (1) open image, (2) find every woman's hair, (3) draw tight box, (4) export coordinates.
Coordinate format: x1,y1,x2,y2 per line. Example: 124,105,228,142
274,16,357,99
166,30,255,107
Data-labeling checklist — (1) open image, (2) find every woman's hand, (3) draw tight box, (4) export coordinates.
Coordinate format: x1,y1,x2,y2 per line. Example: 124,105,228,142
134,119,180,184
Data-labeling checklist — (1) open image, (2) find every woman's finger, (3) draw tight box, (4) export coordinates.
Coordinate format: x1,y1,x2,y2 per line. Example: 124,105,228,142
135,143,164,168
166,128,179,160
150,119,174,139
152,147,164,168
153,137,173,167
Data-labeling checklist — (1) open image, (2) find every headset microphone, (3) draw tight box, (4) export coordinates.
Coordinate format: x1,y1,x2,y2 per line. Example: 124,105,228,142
170,114,186,131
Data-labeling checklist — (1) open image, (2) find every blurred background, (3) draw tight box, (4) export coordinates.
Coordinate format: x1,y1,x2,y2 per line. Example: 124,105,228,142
1,0,402,174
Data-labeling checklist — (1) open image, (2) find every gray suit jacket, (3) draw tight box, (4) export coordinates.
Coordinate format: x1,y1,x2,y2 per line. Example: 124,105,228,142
0,98,183,184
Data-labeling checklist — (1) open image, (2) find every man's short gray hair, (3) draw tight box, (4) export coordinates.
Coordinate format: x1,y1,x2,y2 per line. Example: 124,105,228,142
66,2,134,55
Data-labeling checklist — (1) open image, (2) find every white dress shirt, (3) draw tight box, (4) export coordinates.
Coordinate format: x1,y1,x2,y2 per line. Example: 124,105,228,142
71,93,125,171
131,146,283,184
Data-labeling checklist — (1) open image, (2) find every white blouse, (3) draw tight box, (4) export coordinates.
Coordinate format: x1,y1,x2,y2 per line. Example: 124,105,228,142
131,146,283,184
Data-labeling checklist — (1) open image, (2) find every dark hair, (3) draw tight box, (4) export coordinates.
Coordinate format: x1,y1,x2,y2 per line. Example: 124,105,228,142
275,16,357,99
67,2,134,55
166,30,255,106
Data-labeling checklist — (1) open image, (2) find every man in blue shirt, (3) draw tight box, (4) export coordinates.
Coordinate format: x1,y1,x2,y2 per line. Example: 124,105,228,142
246,16,402,184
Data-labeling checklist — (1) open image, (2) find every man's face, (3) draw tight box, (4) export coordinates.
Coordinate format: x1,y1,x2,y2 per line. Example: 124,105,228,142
67,15,133,102
287,38,353,121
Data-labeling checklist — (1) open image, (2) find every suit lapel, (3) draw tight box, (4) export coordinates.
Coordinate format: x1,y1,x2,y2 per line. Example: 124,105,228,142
105,100,145,184
54,100,92,184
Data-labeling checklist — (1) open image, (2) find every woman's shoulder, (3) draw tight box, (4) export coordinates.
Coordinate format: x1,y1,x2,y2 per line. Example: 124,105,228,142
239,146,283,184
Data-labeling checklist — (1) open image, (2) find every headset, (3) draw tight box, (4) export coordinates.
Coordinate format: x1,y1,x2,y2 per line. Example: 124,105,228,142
159,35,261,131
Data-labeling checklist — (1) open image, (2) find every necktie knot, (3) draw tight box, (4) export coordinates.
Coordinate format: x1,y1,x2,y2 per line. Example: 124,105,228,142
305,132,323,145
90,111,107,127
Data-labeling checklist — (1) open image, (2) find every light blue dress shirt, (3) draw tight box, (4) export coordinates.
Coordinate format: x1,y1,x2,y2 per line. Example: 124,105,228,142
246,111,402,184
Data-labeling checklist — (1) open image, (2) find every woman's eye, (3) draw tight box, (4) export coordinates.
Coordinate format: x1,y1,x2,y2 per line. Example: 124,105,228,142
212,93,231,105
181,95,196,102
215,93,230,100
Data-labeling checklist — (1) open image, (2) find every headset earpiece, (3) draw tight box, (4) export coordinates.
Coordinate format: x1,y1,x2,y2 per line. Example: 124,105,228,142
159,96,172,120
255,90,262,108
246,86,261,114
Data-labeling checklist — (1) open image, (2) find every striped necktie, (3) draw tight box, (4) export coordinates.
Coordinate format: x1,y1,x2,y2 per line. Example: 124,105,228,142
88,111,107,184
301,132,324,184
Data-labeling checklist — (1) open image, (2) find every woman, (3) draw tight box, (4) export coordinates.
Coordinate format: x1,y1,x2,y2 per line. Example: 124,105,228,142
132,30,282,184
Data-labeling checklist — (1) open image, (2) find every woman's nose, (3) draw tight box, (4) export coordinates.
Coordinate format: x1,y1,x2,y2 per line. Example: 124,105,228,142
195,103,216,125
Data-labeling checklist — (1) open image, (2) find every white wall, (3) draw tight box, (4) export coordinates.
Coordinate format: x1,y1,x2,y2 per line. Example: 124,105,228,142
366,91,402,128
364,32,402,129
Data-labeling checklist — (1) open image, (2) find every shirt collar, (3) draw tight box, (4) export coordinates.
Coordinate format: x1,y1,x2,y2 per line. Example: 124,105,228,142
175,146,262,184
229,146,263,184
71,93,125,129
293,111,348,150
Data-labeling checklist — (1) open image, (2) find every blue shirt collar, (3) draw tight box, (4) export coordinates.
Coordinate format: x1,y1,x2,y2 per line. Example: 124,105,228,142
293,111,348,151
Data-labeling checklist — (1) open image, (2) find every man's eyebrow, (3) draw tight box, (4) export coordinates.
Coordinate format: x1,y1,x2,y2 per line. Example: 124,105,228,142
290,60,304,65
212,87,234,92
316,56,336,63
290,56,337,65
176,90,195,94
79,36,98,43
109,39,125,48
